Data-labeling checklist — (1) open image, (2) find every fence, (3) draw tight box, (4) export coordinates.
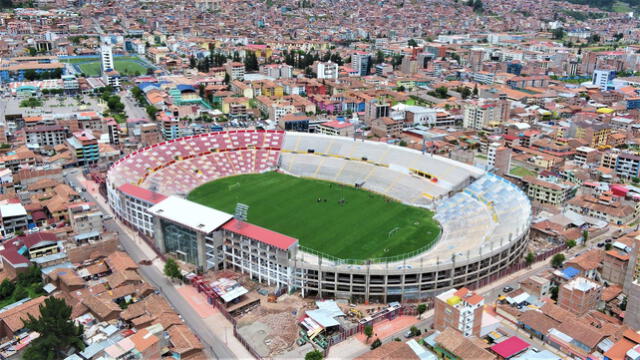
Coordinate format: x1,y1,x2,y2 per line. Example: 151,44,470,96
188,276,264,358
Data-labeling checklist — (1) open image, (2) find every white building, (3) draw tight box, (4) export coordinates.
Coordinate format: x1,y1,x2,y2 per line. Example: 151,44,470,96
391,104,438,126
0,203,28,236
260,64,292,79
101,44,114,73
113,184,166,236
592,69,615,91
315,61,339,79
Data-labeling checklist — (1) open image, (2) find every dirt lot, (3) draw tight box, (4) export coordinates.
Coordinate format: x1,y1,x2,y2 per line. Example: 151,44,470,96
236,294,314,357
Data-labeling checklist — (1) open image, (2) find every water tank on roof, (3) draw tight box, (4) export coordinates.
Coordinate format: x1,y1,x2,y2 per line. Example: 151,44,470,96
447,296,461,306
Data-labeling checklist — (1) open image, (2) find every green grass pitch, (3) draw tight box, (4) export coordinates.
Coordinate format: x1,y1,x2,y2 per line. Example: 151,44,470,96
187,172,441,260
63,56,150,76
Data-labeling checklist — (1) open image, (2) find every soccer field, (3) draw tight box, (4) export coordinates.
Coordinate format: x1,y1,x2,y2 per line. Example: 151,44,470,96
187,172,441,260
62,56,151,76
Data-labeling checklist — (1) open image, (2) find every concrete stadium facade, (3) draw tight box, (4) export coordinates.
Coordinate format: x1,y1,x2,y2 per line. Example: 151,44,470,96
106,130,532,303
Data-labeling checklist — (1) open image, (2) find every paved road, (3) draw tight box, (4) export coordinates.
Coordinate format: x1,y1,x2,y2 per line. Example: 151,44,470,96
121,92,150,120
65,170,237,360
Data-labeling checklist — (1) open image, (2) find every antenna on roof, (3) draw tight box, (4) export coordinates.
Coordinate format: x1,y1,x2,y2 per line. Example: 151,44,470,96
235,203,249,222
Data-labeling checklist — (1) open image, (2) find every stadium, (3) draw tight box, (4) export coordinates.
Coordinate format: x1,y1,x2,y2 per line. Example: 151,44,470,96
106,130,532,303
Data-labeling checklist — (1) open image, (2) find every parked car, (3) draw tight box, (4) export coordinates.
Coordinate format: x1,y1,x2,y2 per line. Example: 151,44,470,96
404,330,412,338
502,286,514,293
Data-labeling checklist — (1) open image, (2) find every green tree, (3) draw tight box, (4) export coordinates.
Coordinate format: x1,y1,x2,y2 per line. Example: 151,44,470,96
305,350,323,360
407,39,418,48
552,28,565,40
364,325,373,343
550,286,559,301
582,230,589,244
22,297,85,360
164,258,182,280
417,304,427,319
525,251,535,266
13,286,27,300
621,296,627,311
551,253,565,268
435,86,449,98
461,87,472,99
566,239,577,248
146,105,159,120
370,338,382,349
605,243,613,251
24,69,37,81
0,279,14,299
17,264,42,288
244,51,259,72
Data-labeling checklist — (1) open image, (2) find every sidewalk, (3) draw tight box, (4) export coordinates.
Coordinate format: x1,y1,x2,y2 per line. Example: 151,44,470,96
76,174,256,360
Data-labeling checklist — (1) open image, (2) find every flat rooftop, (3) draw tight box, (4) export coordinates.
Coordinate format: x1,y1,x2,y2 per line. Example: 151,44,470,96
147,196,233,233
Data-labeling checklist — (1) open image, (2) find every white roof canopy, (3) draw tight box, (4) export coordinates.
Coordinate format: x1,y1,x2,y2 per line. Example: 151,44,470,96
147,196,233,234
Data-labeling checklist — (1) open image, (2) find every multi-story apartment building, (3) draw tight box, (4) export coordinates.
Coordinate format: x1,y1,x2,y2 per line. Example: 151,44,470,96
574,146,599,166
434,287,484,337
315,61,339,79
601,149,620,169
557,277,602,316
487,142,511,176
140,123,162,147
351,52,371,76
68,202,104,235
260,64,292,79
570,120,610,148
463,100,506,130
522,176,577,206
0,203,28,236
25,125,69,147
615,152,640,178
225,62,245,81
66,130,99,166
592,69,616,91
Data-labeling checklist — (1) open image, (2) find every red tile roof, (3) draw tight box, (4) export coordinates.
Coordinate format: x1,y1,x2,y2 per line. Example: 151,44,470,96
222,219,297,250
118,184,167,204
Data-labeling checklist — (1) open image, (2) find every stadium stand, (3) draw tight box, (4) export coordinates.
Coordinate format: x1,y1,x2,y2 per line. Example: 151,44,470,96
107,131,531,303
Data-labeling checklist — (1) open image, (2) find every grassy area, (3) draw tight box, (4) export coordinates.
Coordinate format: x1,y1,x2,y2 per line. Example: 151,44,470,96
188,172,441,260
0,283,44,309
509,166,536,178
612,1,632,12
62,56,151,76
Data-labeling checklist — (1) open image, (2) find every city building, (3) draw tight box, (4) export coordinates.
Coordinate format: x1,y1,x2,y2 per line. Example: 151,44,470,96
574,146,599,166
316,121,355,137
615,152,640,178
260,64,292,79
557,277,602,316
487,142,511,176
592,69,616,91
66,130,99,166
522,176,577,206
434,287,484,337
139,123,163,147
0,203,28,236
351,52,371,77
225,62,245,81
25,125,69,148
315,61,339,79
